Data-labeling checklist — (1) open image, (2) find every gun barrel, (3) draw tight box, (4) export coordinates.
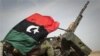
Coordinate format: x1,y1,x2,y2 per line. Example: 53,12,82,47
73,1,90,32
75,1,90,23
79,1,90,15
58,1,90,32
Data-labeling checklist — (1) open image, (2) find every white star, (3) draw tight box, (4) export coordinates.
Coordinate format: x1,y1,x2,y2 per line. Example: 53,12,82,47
26,25,39,34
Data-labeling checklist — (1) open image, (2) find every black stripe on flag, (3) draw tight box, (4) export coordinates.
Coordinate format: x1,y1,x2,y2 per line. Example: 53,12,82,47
13,19,48,41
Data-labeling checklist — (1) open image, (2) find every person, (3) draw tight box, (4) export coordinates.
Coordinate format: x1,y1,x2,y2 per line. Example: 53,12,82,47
52,37,62,56
52,37,61,49
27,39,54,56
40,40,54,56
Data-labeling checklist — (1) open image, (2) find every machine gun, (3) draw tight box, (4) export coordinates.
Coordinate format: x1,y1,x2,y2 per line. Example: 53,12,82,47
58,1,92,56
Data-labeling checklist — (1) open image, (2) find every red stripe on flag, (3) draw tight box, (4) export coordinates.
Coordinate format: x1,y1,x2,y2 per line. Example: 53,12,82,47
26,13,59,33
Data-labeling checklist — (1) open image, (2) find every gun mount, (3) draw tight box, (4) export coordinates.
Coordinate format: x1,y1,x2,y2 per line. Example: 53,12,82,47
58,1,92,56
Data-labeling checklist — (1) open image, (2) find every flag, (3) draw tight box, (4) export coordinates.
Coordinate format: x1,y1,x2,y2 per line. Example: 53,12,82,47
4,13,59,55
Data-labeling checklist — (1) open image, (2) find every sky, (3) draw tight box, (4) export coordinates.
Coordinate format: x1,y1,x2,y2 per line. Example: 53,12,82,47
0,0,100,51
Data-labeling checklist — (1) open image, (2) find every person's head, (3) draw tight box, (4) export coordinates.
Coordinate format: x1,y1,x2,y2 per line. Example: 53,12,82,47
57,37,61,42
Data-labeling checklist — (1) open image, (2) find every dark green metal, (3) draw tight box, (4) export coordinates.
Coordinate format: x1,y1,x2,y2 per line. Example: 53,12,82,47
60,1,92,56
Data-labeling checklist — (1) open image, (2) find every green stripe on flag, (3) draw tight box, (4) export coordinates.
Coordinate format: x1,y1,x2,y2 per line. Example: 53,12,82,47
4,30,38,55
